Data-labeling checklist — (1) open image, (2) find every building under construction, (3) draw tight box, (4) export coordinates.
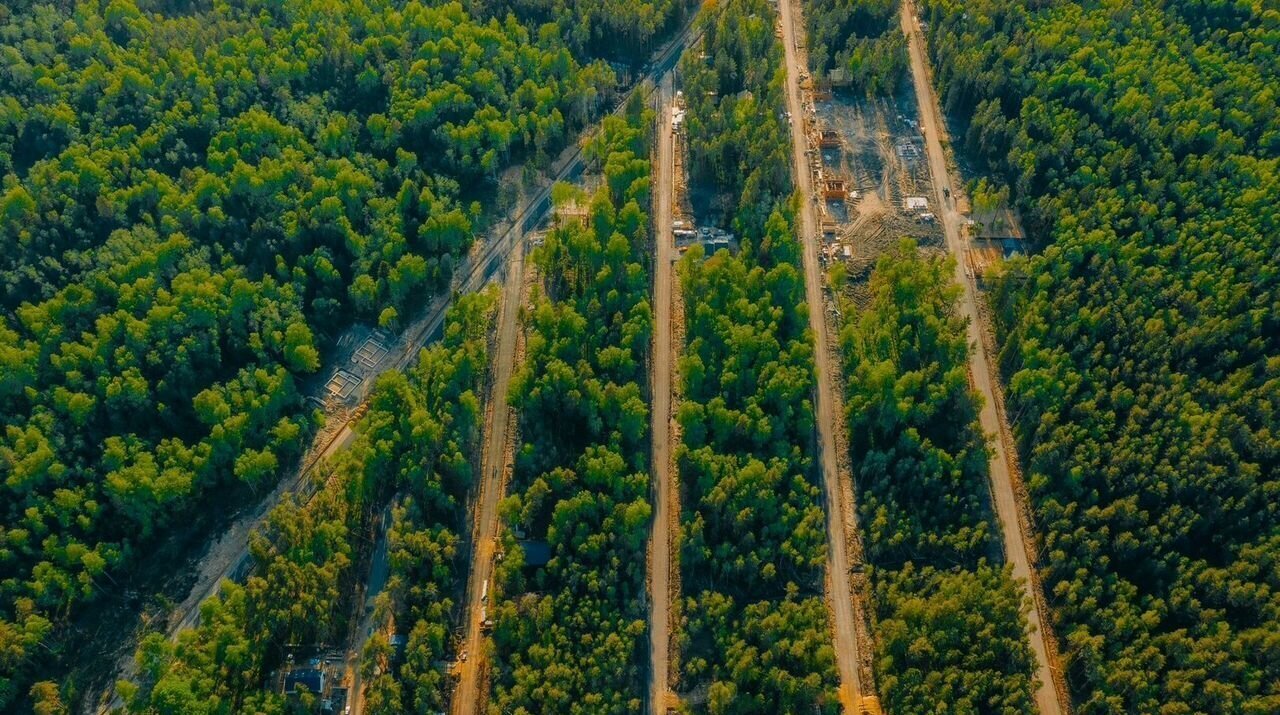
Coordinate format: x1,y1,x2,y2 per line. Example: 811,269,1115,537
822,177,848,200
805,88,945,286
553,199,591,228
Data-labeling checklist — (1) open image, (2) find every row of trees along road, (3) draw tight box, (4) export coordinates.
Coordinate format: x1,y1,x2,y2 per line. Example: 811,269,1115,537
350,290,497,715
840,241,1037,713
0,0,684,706
673,0,840,711
488,105,656,714
919,0,1280,711
114,289,495,715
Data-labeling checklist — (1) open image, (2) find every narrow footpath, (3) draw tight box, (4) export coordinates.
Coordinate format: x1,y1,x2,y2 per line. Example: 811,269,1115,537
900,2,1069,712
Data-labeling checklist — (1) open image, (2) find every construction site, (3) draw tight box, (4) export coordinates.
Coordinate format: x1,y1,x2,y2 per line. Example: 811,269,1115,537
776,0,1068,711
804,88,946,301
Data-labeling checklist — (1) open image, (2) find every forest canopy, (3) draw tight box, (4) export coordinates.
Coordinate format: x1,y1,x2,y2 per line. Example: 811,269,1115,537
805,0,906,96
674,0,839,710
119,288,495,715
839,242,1037,713
0,0,683,706
920,0,1280,711
489,108,655,714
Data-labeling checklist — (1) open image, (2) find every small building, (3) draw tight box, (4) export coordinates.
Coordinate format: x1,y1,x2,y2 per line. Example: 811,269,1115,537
967,237,1026,281
968,206,1025,242
521,540,553,568
285,668,325,696
905,196,929,212
697,226,735,254
390,633,408,657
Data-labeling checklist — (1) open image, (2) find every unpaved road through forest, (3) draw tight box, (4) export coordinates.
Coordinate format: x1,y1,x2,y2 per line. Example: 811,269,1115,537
647,75,677,715
900,1,1069,712
450,18,705,714
450,233,524,715
778,0,866,709
88,98,606,715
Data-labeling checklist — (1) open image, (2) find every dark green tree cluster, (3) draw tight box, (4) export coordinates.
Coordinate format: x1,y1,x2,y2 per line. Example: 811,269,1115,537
843,243,990,567
920,0,1280,710
676,229,838,714
0,0,614,704
677,0,794,243
488,110,654,714
840,242,1036,713
473,0,693,65
118,289,495,715
674,1,838,711
873,562,1034,715
805,0,906,96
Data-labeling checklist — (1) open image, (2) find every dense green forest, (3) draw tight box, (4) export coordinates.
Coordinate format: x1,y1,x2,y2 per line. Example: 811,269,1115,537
488,108,654,714
839,241,1036,713
353,293,496,715
2,0,1276,710
473,0,692,64
679,0,792,240
673,0,838,711
115,289,494,715
920,0,1280,711
805,0,905,95
0,0,687,705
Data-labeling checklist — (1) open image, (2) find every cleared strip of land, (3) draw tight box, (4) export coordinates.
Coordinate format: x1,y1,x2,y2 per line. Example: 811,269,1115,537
450,232,525,715
899,1,1070,711
648,75,679,715
778,0,869,708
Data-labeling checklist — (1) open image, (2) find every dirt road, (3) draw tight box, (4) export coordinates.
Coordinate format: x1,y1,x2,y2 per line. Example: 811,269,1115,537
648,75,677,715
777,0,865,709
449,19,708,715
900,2,1068,713
451,232,524,715
346,504,393,715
